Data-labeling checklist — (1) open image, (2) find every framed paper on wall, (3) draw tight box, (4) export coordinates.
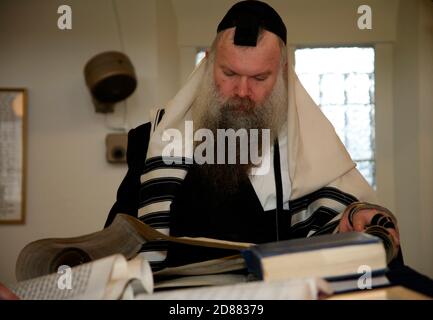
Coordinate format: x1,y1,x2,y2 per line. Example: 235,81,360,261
0,88,27,224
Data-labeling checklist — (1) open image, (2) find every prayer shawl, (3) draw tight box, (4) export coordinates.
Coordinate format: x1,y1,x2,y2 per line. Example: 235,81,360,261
136,54,377,269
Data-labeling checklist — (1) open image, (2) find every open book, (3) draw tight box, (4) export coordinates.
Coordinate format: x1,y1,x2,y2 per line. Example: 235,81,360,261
10,253,251,300
13,213,392,299
13,213,256,299
10,252,333,300
139,278,332,300
15,213,252,282
10,254,152,300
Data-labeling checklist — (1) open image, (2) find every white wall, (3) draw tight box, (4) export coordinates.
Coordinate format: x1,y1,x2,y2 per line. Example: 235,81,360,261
0,0,179,284
418,0,433,278
393,0,433,277
173,0,399,47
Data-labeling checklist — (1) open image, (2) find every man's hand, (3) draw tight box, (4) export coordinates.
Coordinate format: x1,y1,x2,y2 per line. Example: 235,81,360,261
338,202,400,259
0,283,19,300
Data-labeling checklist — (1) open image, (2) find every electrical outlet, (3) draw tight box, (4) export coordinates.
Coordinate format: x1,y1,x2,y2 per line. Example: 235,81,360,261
106,133,128,163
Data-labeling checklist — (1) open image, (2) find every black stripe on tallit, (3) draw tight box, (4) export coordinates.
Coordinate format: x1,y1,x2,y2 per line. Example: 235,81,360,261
139,212,170,227
153,109,161,132
140,176,184,189
311,220,340,236
157,109,165,125
288,187,358,214
149,261,167,272
289,206,340,238
140,240,170,252
139,180,182,208
143,157,191,173
139,211,169,221
152,109,166,132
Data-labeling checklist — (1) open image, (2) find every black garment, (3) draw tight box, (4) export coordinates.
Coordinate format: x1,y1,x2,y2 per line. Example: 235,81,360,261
166,164,291,267
386,264,433,298
104,122,293,268
104,122,151,228
104,122,395,265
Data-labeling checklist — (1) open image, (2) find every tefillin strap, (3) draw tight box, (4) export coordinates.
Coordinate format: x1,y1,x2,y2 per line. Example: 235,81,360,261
273,139,290,241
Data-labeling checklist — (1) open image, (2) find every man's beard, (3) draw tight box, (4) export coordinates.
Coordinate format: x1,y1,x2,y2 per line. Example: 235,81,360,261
191,63,288,196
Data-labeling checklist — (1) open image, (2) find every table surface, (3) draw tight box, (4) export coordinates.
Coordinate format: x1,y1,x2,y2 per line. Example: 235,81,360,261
327,285,432,300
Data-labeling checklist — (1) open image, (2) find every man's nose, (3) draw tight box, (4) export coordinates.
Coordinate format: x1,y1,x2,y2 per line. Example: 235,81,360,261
236,77,250,98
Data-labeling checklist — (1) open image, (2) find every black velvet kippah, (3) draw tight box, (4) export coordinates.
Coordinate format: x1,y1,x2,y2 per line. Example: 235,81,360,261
217,0,287,46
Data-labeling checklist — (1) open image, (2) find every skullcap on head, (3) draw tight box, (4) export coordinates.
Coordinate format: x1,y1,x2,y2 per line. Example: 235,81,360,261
217,0,287,46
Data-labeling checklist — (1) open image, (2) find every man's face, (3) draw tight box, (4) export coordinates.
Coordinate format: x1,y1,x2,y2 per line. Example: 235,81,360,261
213,29,282,109
192,29,287,193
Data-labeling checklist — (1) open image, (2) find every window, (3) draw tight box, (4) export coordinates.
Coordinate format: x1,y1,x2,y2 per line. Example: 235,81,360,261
295,47,376,188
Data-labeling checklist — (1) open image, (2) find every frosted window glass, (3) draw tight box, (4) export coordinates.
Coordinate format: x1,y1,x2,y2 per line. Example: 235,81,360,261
346,74,372,104
321,74,345,105
295,47,376,188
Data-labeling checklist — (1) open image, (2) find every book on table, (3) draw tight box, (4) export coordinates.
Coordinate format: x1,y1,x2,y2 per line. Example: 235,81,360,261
11,213,391,299
12,214,252,299
241,232,390,293
10,252,332,300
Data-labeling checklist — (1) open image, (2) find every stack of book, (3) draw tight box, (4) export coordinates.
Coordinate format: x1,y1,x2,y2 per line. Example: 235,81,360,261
11,214,393,299
241,232,389,293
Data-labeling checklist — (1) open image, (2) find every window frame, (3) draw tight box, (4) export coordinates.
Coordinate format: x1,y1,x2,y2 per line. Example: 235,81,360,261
293,45,377,188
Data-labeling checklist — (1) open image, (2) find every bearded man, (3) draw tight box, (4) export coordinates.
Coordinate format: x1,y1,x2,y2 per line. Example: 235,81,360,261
104,0,401,270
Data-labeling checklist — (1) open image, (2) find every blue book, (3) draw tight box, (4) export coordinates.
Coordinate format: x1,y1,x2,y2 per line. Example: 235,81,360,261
241,232,388,282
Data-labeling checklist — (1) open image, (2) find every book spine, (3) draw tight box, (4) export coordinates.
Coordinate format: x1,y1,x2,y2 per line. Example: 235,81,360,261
241,249,264,280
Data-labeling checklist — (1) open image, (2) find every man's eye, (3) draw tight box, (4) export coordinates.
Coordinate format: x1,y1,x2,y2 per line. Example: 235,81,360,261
224,71,235,77
254,76,267,81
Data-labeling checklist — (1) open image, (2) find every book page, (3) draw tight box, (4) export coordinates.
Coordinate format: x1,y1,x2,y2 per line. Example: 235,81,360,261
155,274,248,290
154,255,246,277
107,256,154,298
15,214,253,282
15,215,145,281
126,256,154,295
10,255,122,300
137,278,332,300
123,214,254,250
102,256,154,299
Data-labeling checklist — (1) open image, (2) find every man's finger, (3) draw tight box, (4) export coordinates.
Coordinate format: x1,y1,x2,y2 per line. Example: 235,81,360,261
338,213,353,232
353,222,366,232
350,209,376,231
0,284,19,300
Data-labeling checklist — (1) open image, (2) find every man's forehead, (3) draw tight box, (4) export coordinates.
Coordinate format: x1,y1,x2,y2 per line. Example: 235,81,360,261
218,27,281,47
